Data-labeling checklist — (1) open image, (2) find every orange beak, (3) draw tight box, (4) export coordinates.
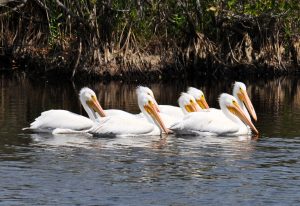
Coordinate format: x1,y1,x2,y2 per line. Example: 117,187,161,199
149,94,160,112
238,90,257,121
144,102,170,134
196,96,210,109
153,101,161,113
185,101,201,113
227,102,259,135
87,96,106,117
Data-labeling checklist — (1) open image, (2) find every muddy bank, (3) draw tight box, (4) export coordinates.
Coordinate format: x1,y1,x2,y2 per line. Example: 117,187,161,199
1,1,300,80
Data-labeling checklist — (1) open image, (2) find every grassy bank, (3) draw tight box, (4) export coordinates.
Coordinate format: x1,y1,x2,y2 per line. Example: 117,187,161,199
1,0,300,79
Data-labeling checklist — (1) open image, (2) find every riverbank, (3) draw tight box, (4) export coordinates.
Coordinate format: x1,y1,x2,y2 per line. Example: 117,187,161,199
1,1,300,80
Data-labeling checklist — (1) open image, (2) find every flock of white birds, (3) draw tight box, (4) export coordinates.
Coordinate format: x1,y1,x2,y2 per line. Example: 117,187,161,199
23,82,259,137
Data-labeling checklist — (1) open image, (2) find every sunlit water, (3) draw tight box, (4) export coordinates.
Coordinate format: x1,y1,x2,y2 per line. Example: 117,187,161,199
1,74,300,205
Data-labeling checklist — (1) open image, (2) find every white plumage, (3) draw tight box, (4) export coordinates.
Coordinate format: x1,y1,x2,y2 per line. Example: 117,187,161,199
171,93,258,136
88,116,159,137
87,92,170,137
29,110,93,132
24,87,105,133
232,81,257,121
187,87,210,109
159,92,201,119
137,86,206,119
188,82,257,124
159,105,184,119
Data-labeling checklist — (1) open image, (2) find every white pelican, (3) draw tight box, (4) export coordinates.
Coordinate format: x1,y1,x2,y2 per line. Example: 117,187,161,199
136,87,206,129
188,83,257,123
135,86,180,128
136,86,180,117
24,87,106,133
88,93,170,137
187,87,210,109
170,93,259,136
178,92,202,114
136,86,158,104
136,86,208,118
233,82,257,121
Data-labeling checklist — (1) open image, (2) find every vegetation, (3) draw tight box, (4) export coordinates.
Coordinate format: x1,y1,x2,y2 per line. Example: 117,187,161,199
1,0,300,79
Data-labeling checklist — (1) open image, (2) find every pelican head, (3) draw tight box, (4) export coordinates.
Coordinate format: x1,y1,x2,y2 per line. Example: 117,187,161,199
136,86,155,99
137,93,169,134
79,87,106,120
187,87,209,109
178,93,201,114
233,82,257,121
219,93,258,135
136,86,160,112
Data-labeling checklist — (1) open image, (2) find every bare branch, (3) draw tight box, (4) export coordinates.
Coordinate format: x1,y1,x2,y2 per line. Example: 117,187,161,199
0,0,27,17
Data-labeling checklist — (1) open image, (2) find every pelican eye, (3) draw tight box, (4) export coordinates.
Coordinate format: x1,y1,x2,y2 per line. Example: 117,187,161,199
232,100,236,104
201,95,204,98
189,99,193,103
148,100,152,104
147,92,154,97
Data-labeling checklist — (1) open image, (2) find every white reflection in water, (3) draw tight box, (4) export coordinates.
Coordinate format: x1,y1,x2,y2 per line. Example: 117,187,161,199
30,133,96,148
30,132,256,159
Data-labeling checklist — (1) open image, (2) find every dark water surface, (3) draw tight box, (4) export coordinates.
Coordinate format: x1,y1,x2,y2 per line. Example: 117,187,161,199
1,74,300,205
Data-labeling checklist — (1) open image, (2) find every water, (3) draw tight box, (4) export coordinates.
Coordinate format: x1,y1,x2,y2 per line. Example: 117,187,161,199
1,74,300,205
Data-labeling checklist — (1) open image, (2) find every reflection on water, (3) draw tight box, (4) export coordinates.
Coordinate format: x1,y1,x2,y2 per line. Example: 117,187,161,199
1,74,300,205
